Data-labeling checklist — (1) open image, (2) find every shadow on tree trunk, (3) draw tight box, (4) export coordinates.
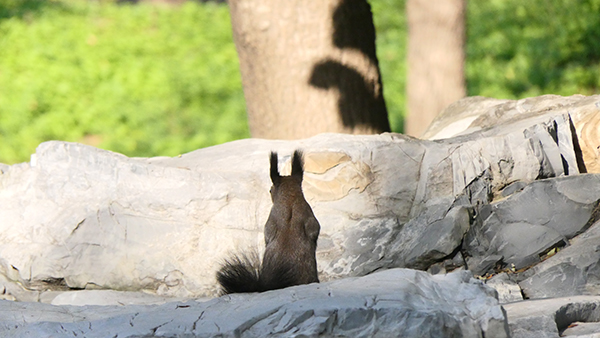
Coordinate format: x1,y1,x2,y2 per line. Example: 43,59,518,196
332,0,378,62
308,0,390,133
309,60,389,131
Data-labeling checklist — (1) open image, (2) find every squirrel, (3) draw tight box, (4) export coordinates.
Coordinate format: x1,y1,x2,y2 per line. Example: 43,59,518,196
216,150,321,294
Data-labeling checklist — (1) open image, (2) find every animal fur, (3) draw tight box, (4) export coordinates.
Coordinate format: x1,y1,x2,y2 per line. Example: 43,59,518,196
216,150,320,294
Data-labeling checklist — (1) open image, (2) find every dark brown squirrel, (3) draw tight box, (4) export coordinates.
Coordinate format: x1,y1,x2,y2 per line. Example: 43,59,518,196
216,150,320,294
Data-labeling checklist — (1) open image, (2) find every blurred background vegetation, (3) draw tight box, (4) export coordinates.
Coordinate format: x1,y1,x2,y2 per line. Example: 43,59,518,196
1,0,599,164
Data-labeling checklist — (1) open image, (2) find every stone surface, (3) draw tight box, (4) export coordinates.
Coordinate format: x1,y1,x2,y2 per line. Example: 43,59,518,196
485,273,523,304
0,269,509,338
572,100,600,173
562,322,600,337
423,94,600,173
0,104,581,298
463,174,600,275
3,94,600,336
519,218,600,299
504,295,600,338
49,290,192,306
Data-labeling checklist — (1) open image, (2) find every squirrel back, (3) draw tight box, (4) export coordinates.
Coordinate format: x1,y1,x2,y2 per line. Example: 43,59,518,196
216,150,320,294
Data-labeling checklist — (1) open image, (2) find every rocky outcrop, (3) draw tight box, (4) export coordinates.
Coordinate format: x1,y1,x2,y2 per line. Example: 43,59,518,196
0,269,509,338
504,295,600,338
1,94,600,337
463,174,600,275
422,94,598,173
0,103,585,299
519,217,600,299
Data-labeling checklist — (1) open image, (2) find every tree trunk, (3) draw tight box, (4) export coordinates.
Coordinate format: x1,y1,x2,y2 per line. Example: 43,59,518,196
406,0,466,137
228,0,390,139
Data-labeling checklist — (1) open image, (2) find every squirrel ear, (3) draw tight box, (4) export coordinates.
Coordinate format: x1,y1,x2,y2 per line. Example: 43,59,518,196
270,151,281,185
291,150,304,181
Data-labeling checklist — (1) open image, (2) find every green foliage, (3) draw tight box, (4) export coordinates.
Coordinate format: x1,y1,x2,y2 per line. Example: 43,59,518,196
372,0,600,133
0,0,247,164
370,0,406,134
1,0,599,164
467,0,600,98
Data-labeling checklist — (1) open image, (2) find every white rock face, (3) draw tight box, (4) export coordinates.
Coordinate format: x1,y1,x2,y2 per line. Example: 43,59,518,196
0,269,509,338
0,95,586,298
49,290,191,306
3,94,600,336
423,94,600,173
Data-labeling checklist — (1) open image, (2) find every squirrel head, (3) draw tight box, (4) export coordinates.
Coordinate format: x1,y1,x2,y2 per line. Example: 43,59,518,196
269,150,304,202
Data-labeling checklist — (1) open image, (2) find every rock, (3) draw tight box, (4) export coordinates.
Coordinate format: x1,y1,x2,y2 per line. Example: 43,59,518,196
49,290,192,306
4,94,600,336
500,181,528,197
519,218,600,299
0,268,510,338
572,100,600,173
419,96,511,140
562,322,600,337
427,251,466,275
509,315,560,338
485,273,523,304
423,94,600,174
463,174,600,275
379,205,471,271
504,295,600,338
0,95,585,298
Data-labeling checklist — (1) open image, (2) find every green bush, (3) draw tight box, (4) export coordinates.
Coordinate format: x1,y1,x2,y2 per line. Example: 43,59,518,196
0,0,247,164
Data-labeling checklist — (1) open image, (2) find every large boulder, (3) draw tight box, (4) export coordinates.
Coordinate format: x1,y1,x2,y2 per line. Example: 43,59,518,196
519,217,600,299
0,269,509,338
423,94,599,173
504,295,600,338
3,94,600,336
463,174,600,275
0,104,581,298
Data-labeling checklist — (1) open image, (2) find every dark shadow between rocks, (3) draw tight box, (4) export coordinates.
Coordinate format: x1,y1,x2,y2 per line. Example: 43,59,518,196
568,114,588,174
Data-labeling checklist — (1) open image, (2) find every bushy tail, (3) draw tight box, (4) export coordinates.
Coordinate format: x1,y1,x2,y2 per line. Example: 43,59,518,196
216,252,261,295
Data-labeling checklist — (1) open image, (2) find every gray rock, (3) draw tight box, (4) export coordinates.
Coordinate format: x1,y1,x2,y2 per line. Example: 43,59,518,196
504,295,600,338
486,273,523,304
464,174,600,274
466,255,504,277
500,181,527,197
562,322,600,337
0,268,509,338
509,315,560,338
380,205,471,271
423,94,600,173
519,218,600,299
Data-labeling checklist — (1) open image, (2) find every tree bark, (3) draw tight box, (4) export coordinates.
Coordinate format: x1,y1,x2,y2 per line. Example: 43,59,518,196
229,0,390,139
406,0,466,137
